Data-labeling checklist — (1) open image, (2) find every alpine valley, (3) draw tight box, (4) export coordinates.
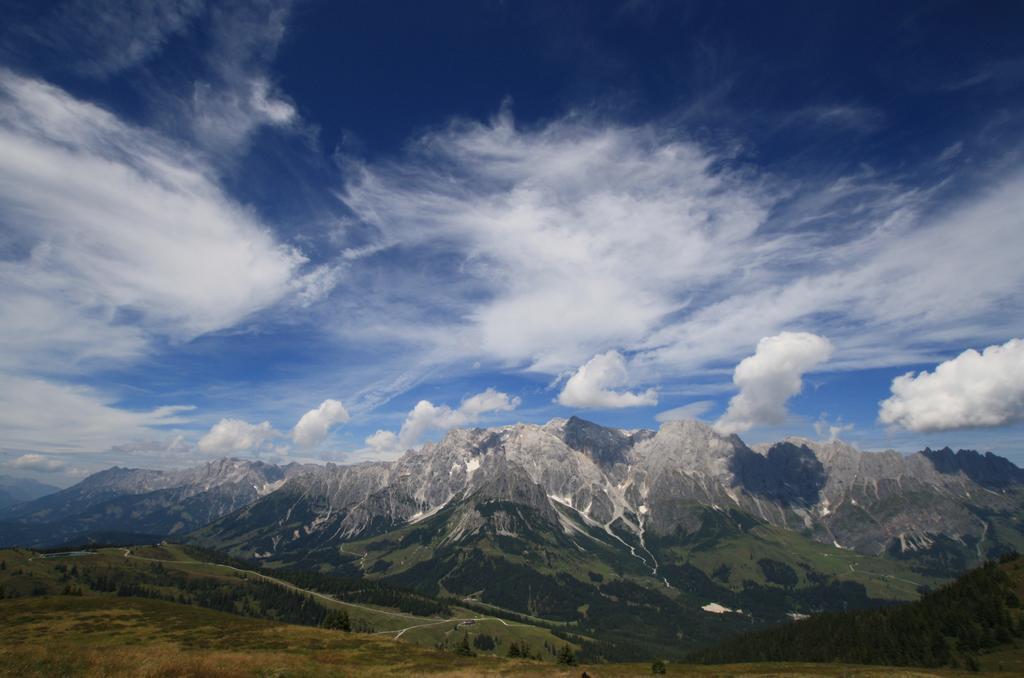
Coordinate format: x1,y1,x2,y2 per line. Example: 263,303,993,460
4,417,1024,660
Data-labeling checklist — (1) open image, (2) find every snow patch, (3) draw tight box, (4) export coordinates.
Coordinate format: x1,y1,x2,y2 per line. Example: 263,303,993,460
638,505,648,515
702,602,734,614
465,457,480,478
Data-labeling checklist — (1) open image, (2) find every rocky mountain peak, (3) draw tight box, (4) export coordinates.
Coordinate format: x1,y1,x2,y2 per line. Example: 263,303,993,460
558,415,650,467
920,446,1024,488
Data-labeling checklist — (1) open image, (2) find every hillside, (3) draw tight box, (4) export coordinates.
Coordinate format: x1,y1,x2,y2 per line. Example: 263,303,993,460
0,544,574,663
687,553,1024,672
0,477,59,510
0,553,1006,677
0,460,311,548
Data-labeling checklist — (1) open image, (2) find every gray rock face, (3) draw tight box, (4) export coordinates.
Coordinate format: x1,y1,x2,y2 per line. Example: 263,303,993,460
199,418,1024,567
9,417,1018,567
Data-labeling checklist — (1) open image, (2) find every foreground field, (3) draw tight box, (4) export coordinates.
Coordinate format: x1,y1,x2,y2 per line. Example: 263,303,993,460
3,546,1023,676
0,594,1004,677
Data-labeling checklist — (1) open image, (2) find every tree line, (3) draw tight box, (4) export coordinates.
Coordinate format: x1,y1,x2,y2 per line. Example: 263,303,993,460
686,553,1024,670
183,544,450,617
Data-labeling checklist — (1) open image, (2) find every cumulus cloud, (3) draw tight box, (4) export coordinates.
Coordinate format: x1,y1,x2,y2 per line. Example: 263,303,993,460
363,429,400,456
655,400,715,423
879,338,1024,432
715,332,833,435
197,418,278,455
292,399,350,448
364,388,520,457
815,415,854,442
0,69,332,374
557,351,658,409
10,453,66,473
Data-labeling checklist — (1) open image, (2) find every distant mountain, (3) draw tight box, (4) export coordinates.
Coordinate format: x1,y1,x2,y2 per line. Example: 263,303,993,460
0,458,312,548
0,476,60,509
196,418,1024,576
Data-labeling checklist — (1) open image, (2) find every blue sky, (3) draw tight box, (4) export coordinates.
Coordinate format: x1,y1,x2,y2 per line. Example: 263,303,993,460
1,0,1024,484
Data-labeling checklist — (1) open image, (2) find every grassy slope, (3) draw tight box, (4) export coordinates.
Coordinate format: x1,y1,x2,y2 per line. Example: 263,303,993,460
0,545,573,659
0,595,549,677
338,500,941,603
0,595,996,677
666,521,948,601
0,546,1010,676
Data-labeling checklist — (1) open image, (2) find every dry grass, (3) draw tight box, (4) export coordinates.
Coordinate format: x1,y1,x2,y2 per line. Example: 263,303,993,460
1,594,1013,677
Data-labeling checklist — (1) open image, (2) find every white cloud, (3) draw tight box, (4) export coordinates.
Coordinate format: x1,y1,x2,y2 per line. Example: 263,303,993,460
20,0,206,78
292,399,350,449
188,1,299,152
0,376,193,454
338,109,1024,405
814,414,854,442
655,400,715,423
110,436,193,457
10,453,66,472
0,69,331,374
879,338,1024,432
197,418,278,455
715,332,833,435
341,111,769,373
364,388,520,457
557,351,658,409
363,429,400,457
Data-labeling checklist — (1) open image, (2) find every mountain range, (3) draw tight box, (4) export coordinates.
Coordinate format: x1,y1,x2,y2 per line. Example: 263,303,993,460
3,417,1023,658
0,477,59,510
0,458,311,548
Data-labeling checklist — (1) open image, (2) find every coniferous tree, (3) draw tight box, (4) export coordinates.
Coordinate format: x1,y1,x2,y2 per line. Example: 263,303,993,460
321,609,350,631
455,632,475,656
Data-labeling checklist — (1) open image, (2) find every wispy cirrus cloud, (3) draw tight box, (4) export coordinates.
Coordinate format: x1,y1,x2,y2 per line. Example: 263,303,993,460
0,69,336,459
0,376,193,455
0,69,331,374
187,0,301,153
337,108,1024,400
9,0,206,78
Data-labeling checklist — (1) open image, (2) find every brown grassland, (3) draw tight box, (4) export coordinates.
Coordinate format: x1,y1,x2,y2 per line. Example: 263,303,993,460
0,594,1010,677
